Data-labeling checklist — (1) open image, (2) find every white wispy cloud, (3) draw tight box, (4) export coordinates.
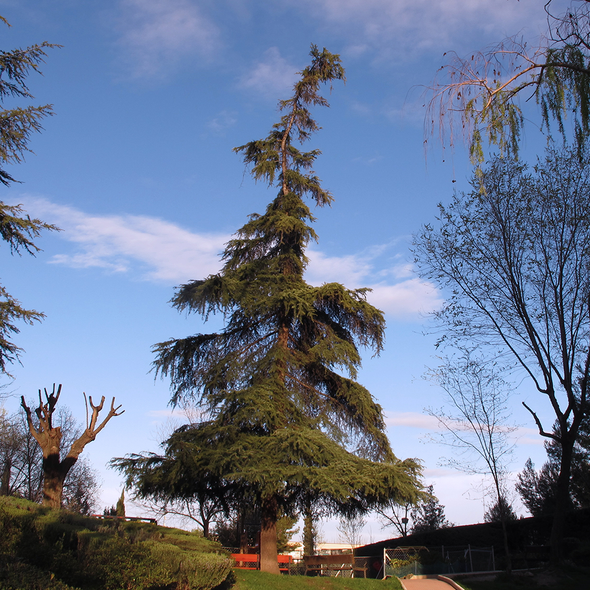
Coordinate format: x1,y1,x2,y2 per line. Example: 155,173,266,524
238,47,299,99
206,110,238,135
20,196,228,283
369,280,441,318
301,0,551,57
385,411,440,430
385,410,544,447
307,249,374,286
114,0,221,79
17,196,441,318
307,248,443,318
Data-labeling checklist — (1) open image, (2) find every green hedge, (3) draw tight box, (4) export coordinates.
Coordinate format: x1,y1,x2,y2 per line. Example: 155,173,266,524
0,497,233,590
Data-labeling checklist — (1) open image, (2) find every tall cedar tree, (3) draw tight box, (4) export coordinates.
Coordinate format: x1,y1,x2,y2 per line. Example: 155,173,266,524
118,46,422,574
0,17,59,373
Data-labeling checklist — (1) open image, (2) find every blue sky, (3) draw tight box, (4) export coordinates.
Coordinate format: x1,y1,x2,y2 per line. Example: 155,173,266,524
0,0,567,541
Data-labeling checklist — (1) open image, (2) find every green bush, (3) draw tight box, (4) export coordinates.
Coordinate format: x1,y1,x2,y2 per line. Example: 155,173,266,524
81,536,173,590
0,505,24,554
173,551,233,590
147,541,233,590
0,498,233,590
79,535,233,590
0,555,80,590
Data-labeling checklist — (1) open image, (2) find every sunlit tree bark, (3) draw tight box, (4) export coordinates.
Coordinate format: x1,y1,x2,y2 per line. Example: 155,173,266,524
22,384,123,509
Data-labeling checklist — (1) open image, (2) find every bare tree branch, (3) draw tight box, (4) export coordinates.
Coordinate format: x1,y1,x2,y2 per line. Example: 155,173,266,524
425,0,590,162
20,384,123,508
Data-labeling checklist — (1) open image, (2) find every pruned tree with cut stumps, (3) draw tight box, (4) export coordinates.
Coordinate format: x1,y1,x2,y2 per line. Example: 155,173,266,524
21,384,123,509
0,406,100,512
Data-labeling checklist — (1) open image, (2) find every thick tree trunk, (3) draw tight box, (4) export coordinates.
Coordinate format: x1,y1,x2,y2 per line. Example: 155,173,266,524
303,498,315,556
259,496,280,574
1,458,11,495
42,452,68,509
550,437,574,564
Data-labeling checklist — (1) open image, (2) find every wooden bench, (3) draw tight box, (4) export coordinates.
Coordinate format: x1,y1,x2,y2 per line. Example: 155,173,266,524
303,554,369,578
231,554,292,573
303,554,354,576
231,554,259,570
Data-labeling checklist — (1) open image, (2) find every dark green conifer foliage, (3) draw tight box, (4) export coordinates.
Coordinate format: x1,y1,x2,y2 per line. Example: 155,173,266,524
0,18,59,374
124,46,421,573
116,489,125,517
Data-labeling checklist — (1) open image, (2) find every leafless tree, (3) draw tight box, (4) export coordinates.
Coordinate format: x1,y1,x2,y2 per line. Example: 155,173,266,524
426,353,516,572
414,145,590,563
21,384,123,509
375,500,413,538
0,406,100,512
337,513,366,549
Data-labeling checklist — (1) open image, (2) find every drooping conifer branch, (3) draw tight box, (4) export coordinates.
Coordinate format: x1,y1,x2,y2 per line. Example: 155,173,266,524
0,18,60,373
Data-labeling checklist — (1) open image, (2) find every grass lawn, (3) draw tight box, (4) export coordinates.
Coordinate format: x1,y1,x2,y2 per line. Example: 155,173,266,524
232,568,590,590
232,570,403,590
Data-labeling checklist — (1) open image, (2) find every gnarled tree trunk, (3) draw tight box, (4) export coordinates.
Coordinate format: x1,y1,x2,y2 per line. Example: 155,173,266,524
21,384,123,509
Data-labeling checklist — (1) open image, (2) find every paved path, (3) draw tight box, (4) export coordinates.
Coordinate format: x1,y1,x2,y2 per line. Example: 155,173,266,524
399,577,459,590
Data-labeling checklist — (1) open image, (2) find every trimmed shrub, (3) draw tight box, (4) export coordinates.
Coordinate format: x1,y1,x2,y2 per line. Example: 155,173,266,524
81,536,173,590
0,498,233,590
0,555,80,590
